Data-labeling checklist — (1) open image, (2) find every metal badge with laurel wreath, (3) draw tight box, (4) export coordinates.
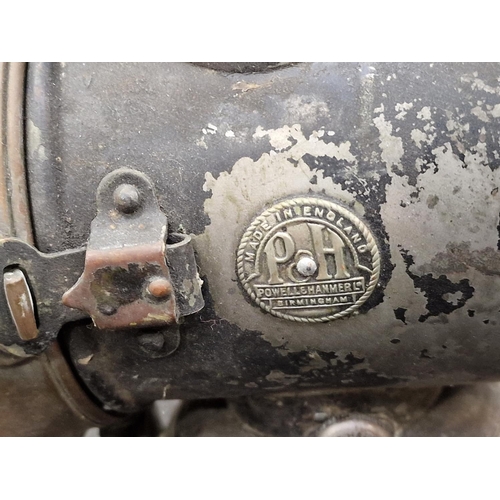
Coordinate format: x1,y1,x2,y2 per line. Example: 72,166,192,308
237,197,380,322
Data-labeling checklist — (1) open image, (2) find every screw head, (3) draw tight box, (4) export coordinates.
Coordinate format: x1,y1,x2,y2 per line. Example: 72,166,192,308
113,184,141,214
296,256,317,277
147,278,172,299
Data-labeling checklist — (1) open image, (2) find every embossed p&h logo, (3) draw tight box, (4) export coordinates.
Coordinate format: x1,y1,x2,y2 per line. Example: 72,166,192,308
237,198,380,322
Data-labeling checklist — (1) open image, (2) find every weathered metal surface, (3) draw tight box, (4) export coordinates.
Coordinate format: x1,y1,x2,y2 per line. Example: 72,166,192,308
63,167,204,329
0,341,125,436
174,384,500,437
0,63,9,237
403,383,500,437
24,62,500,412
230,387,441,437
0,62,33,244
192,62,293,73
0,63,126,436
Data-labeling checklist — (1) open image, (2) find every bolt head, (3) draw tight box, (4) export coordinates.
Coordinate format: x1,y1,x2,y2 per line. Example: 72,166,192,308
148,278,172,299
296,256,317,277
113,184,141,214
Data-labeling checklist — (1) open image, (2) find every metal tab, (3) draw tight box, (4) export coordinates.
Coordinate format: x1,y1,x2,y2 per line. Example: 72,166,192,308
3,268,38,341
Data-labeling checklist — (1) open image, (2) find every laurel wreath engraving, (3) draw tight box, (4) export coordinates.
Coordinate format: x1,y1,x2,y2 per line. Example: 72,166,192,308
236,198,381,323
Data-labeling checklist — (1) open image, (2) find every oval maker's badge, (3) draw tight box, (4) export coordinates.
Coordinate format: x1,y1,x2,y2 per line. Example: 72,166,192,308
237,197,380,322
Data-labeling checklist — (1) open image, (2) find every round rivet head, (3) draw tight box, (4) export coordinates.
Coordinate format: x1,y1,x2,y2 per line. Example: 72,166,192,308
113,184,141,214
148,278,172,299
296,256,317,277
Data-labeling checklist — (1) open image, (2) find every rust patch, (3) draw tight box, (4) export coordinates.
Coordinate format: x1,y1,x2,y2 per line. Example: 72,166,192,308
63,245,177,330
419,242,500,276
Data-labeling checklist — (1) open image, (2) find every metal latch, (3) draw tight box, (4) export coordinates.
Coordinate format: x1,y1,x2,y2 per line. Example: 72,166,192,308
0,168,204,356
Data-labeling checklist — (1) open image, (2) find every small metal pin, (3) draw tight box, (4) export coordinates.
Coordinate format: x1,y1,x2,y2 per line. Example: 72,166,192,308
296,256,317,277
147,278,172,299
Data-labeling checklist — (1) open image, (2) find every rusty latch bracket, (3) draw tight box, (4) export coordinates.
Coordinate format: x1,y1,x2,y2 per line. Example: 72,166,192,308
0,168,204,356
63,168,204,329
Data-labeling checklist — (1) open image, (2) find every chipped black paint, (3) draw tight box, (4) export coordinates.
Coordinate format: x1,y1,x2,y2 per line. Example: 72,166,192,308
91,263,166,314
301,153,394,311
64,277,404,412
497,212,500,250
400,248,475,322
394,307,407,324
